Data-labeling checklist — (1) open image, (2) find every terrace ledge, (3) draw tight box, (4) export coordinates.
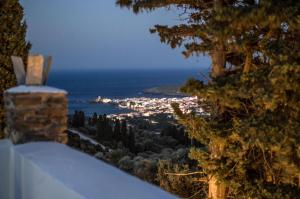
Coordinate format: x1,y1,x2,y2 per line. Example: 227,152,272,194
5,85,67,94
0,139,177,199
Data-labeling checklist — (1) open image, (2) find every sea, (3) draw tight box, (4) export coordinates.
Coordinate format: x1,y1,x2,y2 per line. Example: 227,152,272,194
47,68,208,116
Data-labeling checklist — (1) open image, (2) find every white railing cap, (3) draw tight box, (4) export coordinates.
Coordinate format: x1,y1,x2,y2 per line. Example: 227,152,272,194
5,85,67,94
0,141,177,199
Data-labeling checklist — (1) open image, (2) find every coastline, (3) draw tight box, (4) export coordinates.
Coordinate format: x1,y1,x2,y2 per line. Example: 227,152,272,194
143,85,187,97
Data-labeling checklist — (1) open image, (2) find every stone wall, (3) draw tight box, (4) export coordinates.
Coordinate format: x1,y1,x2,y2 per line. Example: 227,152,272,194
3,86,68,144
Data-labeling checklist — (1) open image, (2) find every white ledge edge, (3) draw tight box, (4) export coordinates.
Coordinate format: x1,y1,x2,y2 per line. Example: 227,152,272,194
5,85,67,94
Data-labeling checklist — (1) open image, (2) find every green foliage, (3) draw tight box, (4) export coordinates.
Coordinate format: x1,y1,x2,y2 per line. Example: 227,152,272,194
121,120,128,146
0,0,31,134
157,160,207,198
178,65,300,198
114,119,121,140
128,126,136,153
117,0,223,58
72,111,85,128
96,114,114,141
87,113,136,151
117,0,300,198
161,124,190,146
92,112,98,125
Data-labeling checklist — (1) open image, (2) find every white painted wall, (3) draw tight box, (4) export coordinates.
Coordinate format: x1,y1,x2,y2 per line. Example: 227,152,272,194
0,140,14,199
0,140,177,199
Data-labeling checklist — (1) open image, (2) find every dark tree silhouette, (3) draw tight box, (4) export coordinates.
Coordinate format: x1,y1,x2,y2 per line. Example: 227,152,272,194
0,0,31,135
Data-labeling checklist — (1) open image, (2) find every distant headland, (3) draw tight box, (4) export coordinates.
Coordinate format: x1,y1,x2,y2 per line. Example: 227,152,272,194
143,85,187,97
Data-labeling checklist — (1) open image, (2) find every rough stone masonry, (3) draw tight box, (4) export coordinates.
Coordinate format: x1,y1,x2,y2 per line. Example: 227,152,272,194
3,86,68,144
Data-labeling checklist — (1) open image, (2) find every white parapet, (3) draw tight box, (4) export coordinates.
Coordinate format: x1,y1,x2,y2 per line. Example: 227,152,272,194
0,140,177,199
0,140,14,199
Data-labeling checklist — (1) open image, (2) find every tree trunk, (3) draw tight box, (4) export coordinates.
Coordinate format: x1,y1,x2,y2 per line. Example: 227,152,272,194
208,140,226,199
211,45,225,78
209,1,227,198
209,42,227,198
243,49,253,73
209,44,226,199
209,177,227,199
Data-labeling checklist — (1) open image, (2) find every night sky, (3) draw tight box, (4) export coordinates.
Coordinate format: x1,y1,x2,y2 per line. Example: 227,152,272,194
21,0,210,71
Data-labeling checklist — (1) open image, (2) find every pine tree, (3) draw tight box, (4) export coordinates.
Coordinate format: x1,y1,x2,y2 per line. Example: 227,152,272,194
96,116,104,140
105,123,113,141
128,126,135,153
79,111,85,127
0,0,31,136
88,117,92,126
114,119,121,140
117,0,300,198
121,120,128,147
92,112,98,126
116,0,245,78
102,114,110,140
72,111,79,127
72,110,85,128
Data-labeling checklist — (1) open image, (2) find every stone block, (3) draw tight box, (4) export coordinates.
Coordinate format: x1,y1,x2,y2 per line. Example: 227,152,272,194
13,95,42,107
4,85,68,144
